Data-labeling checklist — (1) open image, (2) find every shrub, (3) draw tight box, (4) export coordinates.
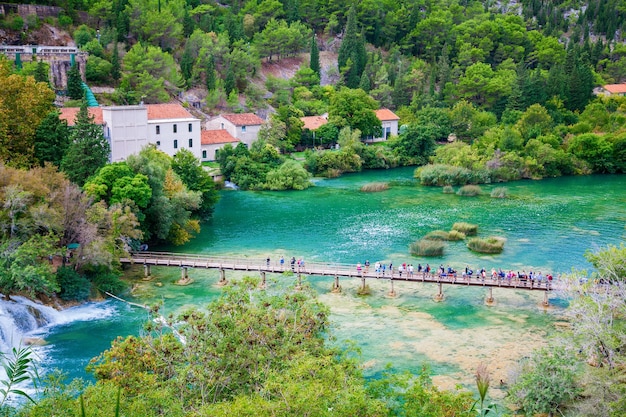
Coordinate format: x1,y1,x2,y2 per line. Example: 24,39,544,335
457,185,482,196
360,182,389,192
443,185,454,194
467,236,506,254
10,15,24,31
452,222,478,236
57,267,91,301
424,230,450,241
410,239,445,257
490,187,509,198
447,230,466,241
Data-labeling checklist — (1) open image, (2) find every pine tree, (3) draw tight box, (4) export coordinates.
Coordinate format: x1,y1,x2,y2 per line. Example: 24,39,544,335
206,55,216,91
60,99,110,186
34,60,49,85
180,45,194,82
224,65,236,96
310,35,320,78
338,6,365,88
66,64,83,99
111,41,121,81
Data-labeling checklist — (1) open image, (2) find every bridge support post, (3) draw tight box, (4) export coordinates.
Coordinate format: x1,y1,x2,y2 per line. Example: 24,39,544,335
176,266,192,285
485,287,495,305
143,264,152,281
388,279,397,297
331,275,341,293
218,268,228,286
295,274,302,290
434,282,444,302
543,291,549,307
260,271,266,289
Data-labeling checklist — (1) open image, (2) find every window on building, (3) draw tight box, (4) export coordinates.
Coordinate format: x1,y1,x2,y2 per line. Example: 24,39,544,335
202,150,207,159
242,126,247,132
174,139,178,149
156,125,160,135
221,123,224,129
188,123,192,132
173,124,177,133
189,138,193,148
156,141,161,146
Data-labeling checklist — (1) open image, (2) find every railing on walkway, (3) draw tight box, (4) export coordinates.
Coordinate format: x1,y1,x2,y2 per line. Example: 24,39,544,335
121,251,552,291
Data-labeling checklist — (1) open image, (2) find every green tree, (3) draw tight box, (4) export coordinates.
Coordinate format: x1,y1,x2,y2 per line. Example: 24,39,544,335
310,34,320,78
111,41,121,81
391,124,437,165
66,64,83,100
264,159,311,190
508,346,579,417
33,111,70,167
171,149,219,220
338,6,366,88
328,88,381,138
206,54,216,91
60,100,111,186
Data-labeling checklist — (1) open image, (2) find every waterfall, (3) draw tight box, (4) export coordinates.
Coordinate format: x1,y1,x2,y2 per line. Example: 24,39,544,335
0,296,61,352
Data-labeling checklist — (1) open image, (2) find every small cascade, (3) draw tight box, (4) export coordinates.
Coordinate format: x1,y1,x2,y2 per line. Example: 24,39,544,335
0,296,61,352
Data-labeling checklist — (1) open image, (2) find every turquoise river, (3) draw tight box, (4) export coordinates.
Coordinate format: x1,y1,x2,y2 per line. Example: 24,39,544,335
35,168,626,398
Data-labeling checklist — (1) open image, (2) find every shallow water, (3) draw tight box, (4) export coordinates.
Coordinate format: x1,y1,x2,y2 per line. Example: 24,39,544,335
38,169,626,395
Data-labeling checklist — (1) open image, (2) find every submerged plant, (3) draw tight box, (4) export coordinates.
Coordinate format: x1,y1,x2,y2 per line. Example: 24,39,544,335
457,185,482,196
490,187,509,198
410,239,445,256
467,237,506,254
423,230,450,241
360,182,389,192
447,230,466,241
443,185,455,194
452,222,478,236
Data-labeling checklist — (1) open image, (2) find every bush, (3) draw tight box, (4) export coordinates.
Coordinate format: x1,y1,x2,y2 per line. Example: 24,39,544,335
467,236,505,254
452,222,478,236
490,187,509,198
10,15,24,31
457,185,482,196
360,182,389,192
410,239,445,256
443,185,455,194
424,230,450,241
447,230,466,241
415,164,492,186
57,267,91,301
89,270,127,295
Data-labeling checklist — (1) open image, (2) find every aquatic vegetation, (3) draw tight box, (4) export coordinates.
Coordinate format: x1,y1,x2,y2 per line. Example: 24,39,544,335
467,236,506,254
423,230,450,241
452,222,479,236
490,187,509,198
443,185,455,194
457,185,482,196
360,182,389,192
410,239,445,256
447,230,466,241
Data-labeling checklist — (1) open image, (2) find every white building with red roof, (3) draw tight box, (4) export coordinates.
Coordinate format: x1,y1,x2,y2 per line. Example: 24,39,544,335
206,113,264,148
299,109,400,142
201,129,240,160
600,83,626,96
59,103,202,162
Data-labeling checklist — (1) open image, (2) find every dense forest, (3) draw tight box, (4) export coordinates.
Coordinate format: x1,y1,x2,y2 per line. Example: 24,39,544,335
1,0,626,415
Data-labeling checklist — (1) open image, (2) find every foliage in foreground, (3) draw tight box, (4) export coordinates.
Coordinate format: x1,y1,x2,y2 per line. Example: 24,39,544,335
21,278,481,416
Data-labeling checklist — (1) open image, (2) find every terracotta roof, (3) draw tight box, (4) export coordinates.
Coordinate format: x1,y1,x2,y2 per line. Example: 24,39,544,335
146,103,194,120
301,115,328,130
221,113,264,126
375,108,400,121
201,129,239,145
603,84,626,94
58,107,104,126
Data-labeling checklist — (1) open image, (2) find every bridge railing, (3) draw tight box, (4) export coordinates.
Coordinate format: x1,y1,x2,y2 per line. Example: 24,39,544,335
127,251,552,289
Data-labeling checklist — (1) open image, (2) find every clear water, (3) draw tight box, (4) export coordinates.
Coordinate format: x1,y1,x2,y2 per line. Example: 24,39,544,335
37,169,626,397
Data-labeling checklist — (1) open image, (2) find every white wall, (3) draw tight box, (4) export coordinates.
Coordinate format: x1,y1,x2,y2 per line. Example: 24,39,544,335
148,119,202,160
102,106,149,162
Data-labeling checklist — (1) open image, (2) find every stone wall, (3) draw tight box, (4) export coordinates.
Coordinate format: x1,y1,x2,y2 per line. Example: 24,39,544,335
0,3,63,18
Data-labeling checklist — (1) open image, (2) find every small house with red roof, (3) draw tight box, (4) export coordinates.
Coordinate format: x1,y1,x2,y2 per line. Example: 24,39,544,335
373,109,400,142
600,83,626,96
201,129,240,161
299,109,400,143
206,113,265,148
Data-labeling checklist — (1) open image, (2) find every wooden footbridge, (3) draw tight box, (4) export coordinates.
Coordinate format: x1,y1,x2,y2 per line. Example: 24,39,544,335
120,251,553,305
